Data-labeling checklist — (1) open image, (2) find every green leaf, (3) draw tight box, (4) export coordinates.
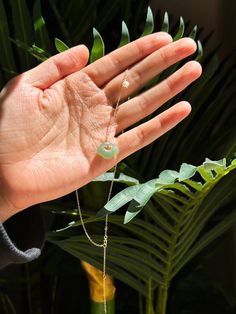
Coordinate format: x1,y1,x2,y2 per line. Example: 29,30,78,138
179,163,197,181
161,12,169,33
94,172,139,185
9,0,35,69
0,0,17,80
176,208,236,275
195,40,203,61
124,180,158,223
118,21,130,48
90,28,104,63
33,0,51,52
188,25,198,39
96,185,140,217
49,159,236,302
141,6,154,37
173,16,185,41
203,158,226,172
55,37,69,53
10,38,50,62
157,170,179,184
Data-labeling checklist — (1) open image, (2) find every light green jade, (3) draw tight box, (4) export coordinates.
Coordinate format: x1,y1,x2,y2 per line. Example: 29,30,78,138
97,142,119,159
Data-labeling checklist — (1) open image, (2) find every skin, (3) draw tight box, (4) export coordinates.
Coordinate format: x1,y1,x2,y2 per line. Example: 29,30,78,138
0,32,202,222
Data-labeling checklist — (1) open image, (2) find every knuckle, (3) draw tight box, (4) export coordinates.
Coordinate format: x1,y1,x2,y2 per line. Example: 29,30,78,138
165,76,175,94
135,126,146,145
158,49,170,69
51,58,64,79
108,54,123,72
136,94,148,112
132,67,143,90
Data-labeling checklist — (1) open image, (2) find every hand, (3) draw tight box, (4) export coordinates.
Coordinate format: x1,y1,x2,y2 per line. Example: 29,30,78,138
0,32,202,221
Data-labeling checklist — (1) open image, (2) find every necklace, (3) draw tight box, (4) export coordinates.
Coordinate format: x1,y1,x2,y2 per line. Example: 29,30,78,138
76,70,129,313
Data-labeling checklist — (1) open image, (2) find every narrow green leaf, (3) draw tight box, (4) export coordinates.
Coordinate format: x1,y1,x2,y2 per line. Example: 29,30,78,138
10,38,50,62
55,37,69,53
90,28,104,63
141,6,154,37
184,179,203,191
118,21,130,48
188,25,198,39
55,240,146,294
173,209,236,277
173,16,185,41
195,40,203,61
33,0,51,52
0,0,17,80
161,12,169,33
9,0,35,69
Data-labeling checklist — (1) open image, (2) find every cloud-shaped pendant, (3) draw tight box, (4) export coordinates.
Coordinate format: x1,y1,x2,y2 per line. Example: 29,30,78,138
97,142,119,159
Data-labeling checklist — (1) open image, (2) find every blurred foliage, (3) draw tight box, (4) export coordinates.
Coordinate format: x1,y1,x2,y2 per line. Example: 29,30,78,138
0,0,236,313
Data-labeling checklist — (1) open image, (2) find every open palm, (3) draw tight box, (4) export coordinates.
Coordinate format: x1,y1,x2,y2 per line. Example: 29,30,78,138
0,32,201,220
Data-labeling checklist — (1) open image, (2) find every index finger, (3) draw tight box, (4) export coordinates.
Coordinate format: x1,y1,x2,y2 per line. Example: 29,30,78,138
83,32,172,87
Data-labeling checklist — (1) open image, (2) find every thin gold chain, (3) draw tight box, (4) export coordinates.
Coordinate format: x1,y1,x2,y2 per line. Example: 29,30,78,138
76,70,129,313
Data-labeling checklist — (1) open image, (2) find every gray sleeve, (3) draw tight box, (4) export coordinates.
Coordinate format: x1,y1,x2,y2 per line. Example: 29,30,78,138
0,205,45,269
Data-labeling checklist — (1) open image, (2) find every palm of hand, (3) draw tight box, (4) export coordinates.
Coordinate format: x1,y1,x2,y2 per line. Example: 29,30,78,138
0,70,117,210
0,34,202,218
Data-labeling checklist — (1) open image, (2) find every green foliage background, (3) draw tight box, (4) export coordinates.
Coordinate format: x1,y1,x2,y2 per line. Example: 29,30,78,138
0,0,236,313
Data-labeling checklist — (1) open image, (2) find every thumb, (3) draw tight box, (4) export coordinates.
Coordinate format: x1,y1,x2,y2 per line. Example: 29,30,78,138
26,44,89,89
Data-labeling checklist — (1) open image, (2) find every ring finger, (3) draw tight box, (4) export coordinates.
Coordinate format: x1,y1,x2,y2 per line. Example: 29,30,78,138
104,38,198,105
115,60,202,133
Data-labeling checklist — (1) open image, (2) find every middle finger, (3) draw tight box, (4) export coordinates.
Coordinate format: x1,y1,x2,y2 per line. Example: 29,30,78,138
104,38,197,104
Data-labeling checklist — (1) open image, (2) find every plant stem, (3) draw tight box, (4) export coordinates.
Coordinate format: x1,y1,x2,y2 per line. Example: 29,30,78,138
146,278,154,314
156,286,168,314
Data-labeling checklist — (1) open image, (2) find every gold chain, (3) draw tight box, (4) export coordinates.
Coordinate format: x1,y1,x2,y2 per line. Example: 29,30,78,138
76,70,129,313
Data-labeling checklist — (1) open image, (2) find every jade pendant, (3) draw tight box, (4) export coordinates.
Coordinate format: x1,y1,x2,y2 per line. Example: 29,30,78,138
97,142,119,159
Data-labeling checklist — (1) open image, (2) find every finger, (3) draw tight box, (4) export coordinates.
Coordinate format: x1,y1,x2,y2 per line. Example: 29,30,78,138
104,38,197,104
116,61,202,133
83,32,172,87
116,101,191,160
25,45,89,89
